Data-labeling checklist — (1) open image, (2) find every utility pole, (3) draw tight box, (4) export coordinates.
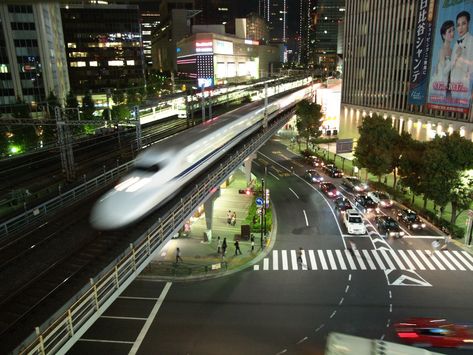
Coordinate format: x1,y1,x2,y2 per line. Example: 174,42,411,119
260,178,266,248
209,86,213,120
263,83,268,128
56,106,75,181
134,106,142,151
201,85,206,122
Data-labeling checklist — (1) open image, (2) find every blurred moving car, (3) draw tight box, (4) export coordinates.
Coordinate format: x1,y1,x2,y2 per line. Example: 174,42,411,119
334,197,352,213
367,191,393,208
341,176,369,192
397,208,426,230
394,318,473,349
375,215,405,238
304,169,324,184
323,164,344,178
306,155,325,168
343,209,367,235
320,182,340,197
354,194,379,214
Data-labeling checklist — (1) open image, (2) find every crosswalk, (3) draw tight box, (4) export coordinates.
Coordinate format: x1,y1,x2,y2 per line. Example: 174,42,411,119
253,249,473,272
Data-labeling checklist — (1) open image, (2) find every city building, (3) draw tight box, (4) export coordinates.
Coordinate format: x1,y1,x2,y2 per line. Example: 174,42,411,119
258,0,287,43
310,0,345,75
297,0,312,65
235,12,269,42
341,0,473,142
194,0,237,35
61,3,145,94
0,3,69,113
176,31,281,87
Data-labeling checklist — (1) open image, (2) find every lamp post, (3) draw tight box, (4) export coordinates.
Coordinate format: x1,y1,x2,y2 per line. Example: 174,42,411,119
260,177,265,248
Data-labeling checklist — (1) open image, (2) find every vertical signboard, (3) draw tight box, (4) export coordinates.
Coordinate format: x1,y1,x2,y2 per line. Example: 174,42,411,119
408,0,435,105
427,0,473,113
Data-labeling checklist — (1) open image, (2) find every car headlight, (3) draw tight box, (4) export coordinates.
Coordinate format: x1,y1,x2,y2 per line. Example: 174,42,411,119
355,186,362,191
389,232,395,236
335,191,340,195
400,231,405,236
421,223,426,228
380,201,387,206
412,223,418,228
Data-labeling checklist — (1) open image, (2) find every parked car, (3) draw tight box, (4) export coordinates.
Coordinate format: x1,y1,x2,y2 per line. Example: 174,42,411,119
304,169,324,184
397,208,426,230
341,176,369,192
343,209,367,235
394,318,473,349
320,182,340,197
368,191,393,208
323,164,344,178
375,215,405,238
334,197,353,213
306,155,325,168
354,194,379,214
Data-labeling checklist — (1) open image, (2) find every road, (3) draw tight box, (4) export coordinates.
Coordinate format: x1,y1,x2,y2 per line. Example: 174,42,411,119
68,135,473,355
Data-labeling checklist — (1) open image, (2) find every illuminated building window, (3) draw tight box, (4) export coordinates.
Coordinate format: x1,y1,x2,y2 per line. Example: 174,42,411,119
126,60,135,66
0,64,9,73
108,60,124,66
67,43,77,48
70,61,86,67
142,30,151,35
89,61,98,67
70,51,88,58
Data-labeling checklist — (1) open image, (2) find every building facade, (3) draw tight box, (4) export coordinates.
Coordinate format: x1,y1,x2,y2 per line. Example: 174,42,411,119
0,3,69,112
235,12,269,42
310,0,345,75
259,0,287,43
297,0,312,65
61,3,145,94
341,0,473,142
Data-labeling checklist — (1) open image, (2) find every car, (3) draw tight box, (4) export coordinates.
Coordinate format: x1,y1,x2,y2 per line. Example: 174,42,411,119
334,197,353,213
341,176,369,192
320,182,340,197
397,208,426,230
303,169,324,184
343,209,367,235
306,155,325,168
323,164,344,178
394,318,473,349
375,215,405,238
368,191,393,208
354,194,379,214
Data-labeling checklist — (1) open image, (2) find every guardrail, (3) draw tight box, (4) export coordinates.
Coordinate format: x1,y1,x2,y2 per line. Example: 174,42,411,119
15,106,297,355
0,162,133,241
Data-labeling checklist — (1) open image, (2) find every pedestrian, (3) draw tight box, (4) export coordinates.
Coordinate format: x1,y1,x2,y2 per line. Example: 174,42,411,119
297,247,303,264
250,234,255,252
443,234,451,250
231,211,237,226
234,240,242,255
217,236,222,254
176,247,183,263
348,240,356,254
222,237,227,256
227,210,232,225
432,239,441,253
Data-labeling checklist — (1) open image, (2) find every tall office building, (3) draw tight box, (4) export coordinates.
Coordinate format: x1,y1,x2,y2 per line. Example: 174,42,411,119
194,0,237,34
61,3,145,93
311,0,345,74
259,0,287,43
341,0,473,142
0,3,69,112
235,12,269,42
297,0,312,65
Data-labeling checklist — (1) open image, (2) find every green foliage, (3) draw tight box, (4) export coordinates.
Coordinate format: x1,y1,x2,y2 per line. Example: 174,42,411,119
354,114,399,181
126,87,143,108
295,99,323,147
398,139,427,197
449,170,473,223
112,90,126,106
81,92,95,120
111,104,131,122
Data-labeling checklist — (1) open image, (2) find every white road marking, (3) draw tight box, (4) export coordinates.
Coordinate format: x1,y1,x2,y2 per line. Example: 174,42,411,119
273,250,279,271
407,250,426,270
443,251,466,271
335,250,347,270
118,296,159,301
462,251,473,264
296,337,308,344
354,250,367,270
371,250,386,270
263,258,269,271
398,249,416,270
349,274,352,281
318,250,328,270
453,251,473,270
345,285,350,293
416,250,435,270
288,187,299,199
339,297,344,305
101,315,147,321
330,310,337,318
302,209,309,226
389,250,407,270
301,250,308,271
434,251,455,270
309,250,317,270
129,282,172,355
253,264,260,270
344,250,357,270
269,171,280,180
389,290,392,299
326,250,337,270
427,252,446,270
362,250,376,270
80,338,134,344
315,324,325,332
291,249,298,270
282,250,288,270
380,249,396,270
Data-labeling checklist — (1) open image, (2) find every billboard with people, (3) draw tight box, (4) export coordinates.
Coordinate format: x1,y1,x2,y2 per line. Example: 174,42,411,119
427,0,473,113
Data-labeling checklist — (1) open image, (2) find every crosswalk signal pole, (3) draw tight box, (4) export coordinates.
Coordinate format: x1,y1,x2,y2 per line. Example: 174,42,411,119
260,178,266,248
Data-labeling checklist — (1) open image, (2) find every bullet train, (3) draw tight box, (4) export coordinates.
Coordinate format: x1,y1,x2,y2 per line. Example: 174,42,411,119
90,84,312,230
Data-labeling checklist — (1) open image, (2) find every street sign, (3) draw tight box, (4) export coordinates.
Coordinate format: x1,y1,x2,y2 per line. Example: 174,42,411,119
255,197,263,207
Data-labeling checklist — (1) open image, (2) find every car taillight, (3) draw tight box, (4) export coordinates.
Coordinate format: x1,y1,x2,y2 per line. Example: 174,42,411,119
397,332,419,338
328,192,333,196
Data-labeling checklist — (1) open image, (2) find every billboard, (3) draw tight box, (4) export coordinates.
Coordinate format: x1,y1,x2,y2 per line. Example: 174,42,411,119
408,0,435,105
426,0,473,113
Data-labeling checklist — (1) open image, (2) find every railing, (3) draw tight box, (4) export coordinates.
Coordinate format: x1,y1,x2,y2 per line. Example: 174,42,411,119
16,107,296,355
143,260,228,277
0,162,133,241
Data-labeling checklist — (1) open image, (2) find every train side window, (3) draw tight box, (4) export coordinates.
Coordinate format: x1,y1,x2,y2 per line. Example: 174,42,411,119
135,163,160,173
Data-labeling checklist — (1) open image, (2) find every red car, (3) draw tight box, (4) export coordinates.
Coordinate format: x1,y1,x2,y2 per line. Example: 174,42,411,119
394,318,473,349
320,182,340,198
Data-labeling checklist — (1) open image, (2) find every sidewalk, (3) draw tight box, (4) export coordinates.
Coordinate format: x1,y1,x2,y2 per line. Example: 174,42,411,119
140,169,275,281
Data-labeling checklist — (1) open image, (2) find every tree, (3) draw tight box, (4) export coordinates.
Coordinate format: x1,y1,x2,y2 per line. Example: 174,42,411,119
354,114,398,182
398,139,427,204
391,131,413,189
111,104,131,122
43,91,59,145
112,89,126,106
81,92,95,120
449,170,473,223
295,99,323,148
10,98,36,152
65,91,79,121
126,87,142,108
